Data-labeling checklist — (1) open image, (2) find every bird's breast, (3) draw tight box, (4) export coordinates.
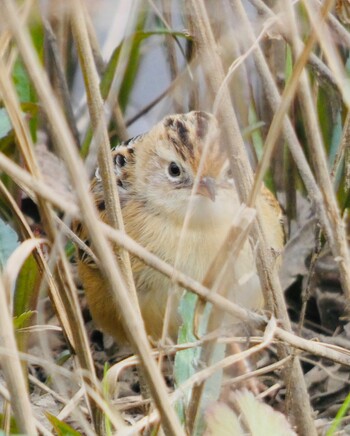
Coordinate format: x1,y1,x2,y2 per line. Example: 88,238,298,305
125,210,234,338
122,200,268,340
129,211,231,280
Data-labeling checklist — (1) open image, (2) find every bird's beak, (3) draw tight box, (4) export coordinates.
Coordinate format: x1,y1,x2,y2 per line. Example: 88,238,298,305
196,177,216,202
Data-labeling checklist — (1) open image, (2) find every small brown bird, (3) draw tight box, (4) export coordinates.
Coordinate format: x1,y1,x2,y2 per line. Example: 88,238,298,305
336,0,350,24
76,111,283,346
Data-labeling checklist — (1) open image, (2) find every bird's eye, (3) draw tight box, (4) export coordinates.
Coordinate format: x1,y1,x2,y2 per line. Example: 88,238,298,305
115,153,126,167
226,167,233,180
168,162,181,177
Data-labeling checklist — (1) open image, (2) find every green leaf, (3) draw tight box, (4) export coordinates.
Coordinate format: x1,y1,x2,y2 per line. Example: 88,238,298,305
326,391,350,436
0,415,20,434
13,254,40,357
174,292,200,422
46,413,83,436
175,292,199,386
329,112,343,169
20,102,40,118
0,218,20,270
318,86,336,156
285,44,293,84
12,60,33,103
0,108,13,139
242,120,265,141
65,240,76,260
13,254,40,317
175,293,225,432
13,310,36,330
12,58,38,139
248,105,264,161
248,104,274,191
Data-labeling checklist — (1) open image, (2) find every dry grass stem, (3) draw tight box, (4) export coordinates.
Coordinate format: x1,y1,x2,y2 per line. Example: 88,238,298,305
2,150,350,369
0,27,99,427
43,19,81,147
0,1,184,433
71,1,138,308
0,277,37,434
188,205,257,428
0,345,125,433
0,149,263,324
286,0,350,304
28,373,73,407
124,318,277,434
322,1,350,47
0,1,349,432
190,0,316,433
235,0,333,250
331,111,350,182
3,238,47,301
223,355,292,388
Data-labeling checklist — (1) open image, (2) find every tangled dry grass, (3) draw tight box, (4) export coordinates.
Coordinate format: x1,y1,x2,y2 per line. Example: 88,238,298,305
1,0,350,435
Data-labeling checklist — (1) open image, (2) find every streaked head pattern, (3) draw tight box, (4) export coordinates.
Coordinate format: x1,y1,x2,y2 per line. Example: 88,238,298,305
93,111,236,225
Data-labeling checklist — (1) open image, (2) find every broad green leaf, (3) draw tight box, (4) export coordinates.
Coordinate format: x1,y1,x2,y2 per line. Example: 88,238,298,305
65,240,76,260
329,110,343,190
0,108,13,139
248,105,264,161
12,8,42,100
12,59,38,139
0,416,20,435
13,60,33,103
0,218,20,270
56,349,72,366
13,310,36,330
20,102,40,119
248,104,274,191
46,413,83,436
175,292,200,389
13,253,40,357
13,253,40,318
285,44,293,84
242,120,265,140
329,110,343,166
30,13,45,58
318,87,334,155
174,291,200,422
175,292,224,432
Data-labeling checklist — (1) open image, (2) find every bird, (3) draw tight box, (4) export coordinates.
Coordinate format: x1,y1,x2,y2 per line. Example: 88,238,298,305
336,0,350,24
76,111,284,347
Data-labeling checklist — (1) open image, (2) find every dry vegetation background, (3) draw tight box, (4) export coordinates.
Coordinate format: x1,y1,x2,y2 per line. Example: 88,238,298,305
0,0,350,435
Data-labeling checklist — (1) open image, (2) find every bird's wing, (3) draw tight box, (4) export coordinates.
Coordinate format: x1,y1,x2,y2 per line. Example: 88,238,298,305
91,134,143,210
74,135,143,267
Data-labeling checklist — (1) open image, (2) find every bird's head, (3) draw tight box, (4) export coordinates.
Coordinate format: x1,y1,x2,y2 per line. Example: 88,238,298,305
130,111,237,226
